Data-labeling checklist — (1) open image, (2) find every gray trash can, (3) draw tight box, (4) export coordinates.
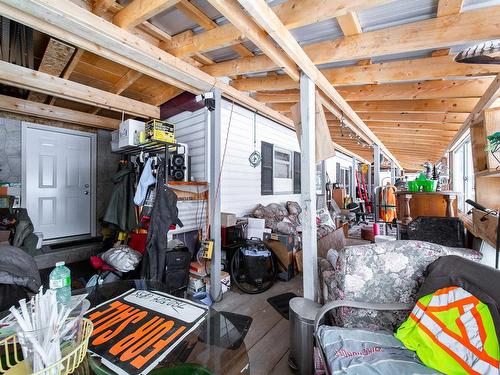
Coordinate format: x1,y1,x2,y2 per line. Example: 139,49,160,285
289,297,322,374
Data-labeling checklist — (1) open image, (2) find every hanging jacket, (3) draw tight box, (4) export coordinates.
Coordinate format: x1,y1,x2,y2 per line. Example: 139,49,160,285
141,165,182,282
103,163,137,232
379,184,397,222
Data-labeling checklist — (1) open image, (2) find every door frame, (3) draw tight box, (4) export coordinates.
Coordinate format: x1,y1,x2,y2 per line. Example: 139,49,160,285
21,122,97,243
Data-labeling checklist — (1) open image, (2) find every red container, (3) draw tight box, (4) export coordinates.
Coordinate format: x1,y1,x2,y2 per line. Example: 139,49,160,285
128,232,147,254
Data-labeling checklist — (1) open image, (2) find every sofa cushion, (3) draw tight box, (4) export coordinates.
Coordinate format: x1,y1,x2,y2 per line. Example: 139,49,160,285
317,326,441,374
322,240,482,331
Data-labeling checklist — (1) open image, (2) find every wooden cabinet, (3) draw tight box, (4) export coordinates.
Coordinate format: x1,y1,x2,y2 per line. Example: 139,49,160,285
332,188,346,209
396,191,459,224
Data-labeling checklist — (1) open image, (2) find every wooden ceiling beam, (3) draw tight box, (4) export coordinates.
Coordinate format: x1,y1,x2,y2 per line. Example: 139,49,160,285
337,11,362,36
448,72,500,147
113,0,180,29
0,60,159,118
27,38,75,103
175,0,253,58
349,98,479,113
237,0,403,169
326,111,469,124
305,6,500,65
1,0,292,126
93,0,116,16
229,55,500,89
336,79,492,101
206,0,299,81
0,93,119,129
437,0,464,17
212,6,500,77
48,48,84,106
165,0,389,58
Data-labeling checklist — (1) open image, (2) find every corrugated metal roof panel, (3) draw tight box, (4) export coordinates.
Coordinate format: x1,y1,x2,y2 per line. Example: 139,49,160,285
462,0,500,11
358,0,438,32
291,18,343,46
204,46,241,62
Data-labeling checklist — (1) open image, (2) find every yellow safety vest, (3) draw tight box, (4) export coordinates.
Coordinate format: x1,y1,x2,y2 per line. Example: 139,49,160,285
396,286,499,375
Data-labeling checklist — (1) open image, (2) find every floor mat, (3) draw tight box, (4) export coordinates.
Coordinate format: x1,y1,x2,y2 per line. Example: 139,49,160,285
198,311,252,350
267,292,297,319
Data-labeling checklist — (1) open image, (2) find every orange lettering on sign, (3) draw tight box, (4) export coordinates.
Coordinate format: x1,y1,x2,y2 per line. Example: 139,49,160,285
109,316,163,356
130,325,186,369
120,320,174,362
92,311,148,346
89,301,128,326
92,306,142,336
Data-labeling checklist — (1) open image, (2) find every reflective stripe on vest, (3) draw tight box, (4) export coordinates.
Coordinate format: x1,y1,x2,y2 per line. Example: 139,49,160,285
409,287,499,375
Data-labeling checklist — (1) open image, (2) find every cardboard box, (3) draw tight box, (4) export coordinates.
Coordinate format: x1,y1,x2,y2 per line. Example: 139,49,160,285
263,232,296,281
294,250,303,273
205,271,231,294
145,119,175,143
221,212,237,227
118,119,145,148
187,276,206,295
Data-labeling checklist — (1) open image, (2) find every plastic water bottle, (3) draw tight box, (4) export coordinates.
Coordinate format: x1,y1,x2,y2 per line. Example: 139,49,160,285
49,261,71,303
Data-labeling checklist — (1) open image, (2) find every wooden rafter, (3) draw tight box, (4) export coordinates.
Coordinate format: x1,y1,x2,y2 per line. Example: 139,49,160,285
206,0,300,81
337,11,362,36
437,0,464,17
348,99,479,114
175,0,253,58
0,60,159,118
235,0,402,168
113,0,180,29
229,55,500,89
212,6,500,75
0,93,119,129
163,0,389,58
48,48,84,106
27,38,75,103
0,0,291,125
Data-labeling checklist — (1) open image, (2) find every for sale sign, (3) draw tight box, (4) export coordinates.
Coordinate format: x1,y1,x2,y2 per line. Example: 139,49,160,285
85,289,208,375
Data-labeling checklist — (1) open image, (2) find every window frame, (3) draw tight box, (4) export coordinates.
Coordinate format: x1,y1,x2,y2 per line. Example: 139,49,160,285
273,146,293,194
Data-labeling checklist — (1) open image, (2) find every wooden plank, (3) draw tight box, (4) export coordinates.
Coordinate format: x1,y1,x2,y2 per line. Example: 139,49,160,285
215,5,500,74
238,0,403,168
337,11,362,36
449,72,500,150
175,0,253,57
1,0,292,126
361,122,462,132
229,55,500,89
336,79,492,101
0,60,159,118
27,38,75,103
350,112,468,124
348,98,478,113
113,0,180,29
93,0,116,16
165,0,389,57
437,0,464,17
0,93,119,129
207,0,300,81
304,6,500,65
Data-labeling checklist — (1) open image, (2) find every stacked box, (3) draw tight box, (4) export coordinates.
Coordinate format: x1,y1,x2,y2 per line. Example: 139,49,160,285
205,271,231,294
187,275,206,295
145,119,175,143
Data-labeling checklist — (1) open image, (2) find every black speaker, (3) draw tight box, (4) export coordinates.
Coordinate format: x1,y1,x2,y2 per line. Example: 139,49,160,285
169,143,190,181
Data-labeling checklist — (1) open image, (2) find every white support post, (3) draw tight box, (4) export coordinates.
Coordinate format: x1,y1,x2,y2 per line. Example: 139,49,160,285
351,156,357,200
300,72,318,301
390,160,396,184
373,143,381,220
209,88,222,301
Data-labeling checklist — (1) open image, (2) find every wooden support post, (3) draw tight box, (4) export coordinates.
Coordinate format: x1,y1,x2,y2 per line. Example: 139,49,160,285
300,72,317,301
209,88,222,302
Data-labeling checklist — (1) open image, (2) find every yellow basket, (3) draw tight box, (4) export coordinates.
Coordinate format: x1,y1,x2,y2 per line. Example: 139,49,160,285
0,318,93,375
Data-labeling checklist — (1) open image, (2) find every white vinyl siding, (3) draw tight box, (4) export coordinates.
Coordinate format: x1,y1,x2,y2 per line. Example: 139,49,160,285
220,100,301,217
167,107,208,234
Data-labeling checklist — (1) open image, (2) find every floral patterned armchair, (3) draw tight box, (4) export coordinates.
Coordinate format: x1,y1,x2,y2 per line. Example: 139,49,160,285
318,240,482,331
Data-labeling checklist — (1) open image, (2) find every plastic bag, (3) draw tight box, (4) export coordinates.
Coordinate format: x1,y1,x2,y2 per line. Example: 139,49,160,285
101,245,142,272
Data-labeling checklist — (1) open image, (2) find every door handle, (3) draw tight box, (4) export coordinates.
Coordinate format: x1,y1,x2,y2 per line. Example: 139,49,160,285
84,191,89,195
84,184,90,188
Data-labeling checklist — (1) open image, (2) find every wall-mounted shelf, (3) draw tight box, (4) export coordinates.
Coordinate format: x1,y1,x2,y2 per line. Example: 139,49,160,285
476,169,500,178
168,181,208,186
168,181,209,201
112,140,179,155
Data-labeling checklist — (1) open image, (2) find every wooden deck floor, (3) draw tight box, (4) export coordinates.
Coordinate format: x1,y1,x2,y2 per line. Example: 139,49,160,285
213,275,303,375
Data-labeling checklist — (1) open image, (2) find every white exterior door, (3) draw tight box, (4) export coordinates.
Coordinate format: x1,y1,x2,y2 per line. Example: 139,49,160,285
23,123,95,240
